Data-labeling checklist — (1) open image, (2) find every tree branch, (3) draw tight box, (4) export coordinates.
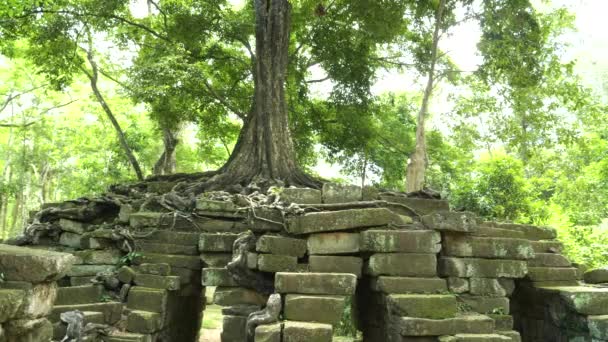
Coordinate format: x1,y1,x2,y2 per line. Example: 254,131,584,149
202,80,246,120
0,84,48,114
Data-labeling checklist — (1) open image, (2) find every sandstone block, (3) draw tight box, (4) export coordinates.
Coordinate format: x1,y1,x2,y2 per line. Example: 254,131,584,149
459,295,510,314
55,285,101,305
258,254,298,273
74,249,122,265
389,294,458,319
284,295,345,324
469,278,512,297
488,314,514,331
322,183,361,203
117,266,137,284
198,233,238,252
0,289,25,322
137,242,198,255
371,277,447,294
135,274,181,290
588,315,608,340
4,318,53,342
544,286,608,315
221,315,247,341
255,322,282,342
200,253,233,267
59,218,92,234
1,281,57,319
528,253,571,267
471,225,526,239
438,334,511,342
361,230,441,253
526,267,578,281
421,211,476,233
529,240,563,253
495,223,557,240
202,268,238,287
135,263,171,276
584,268,608,284
127,310,162,334
308,232,360,255
378,195,450,215
280,188,322,204
367,253,437,277
447,278,469,294
59,232,83,248
213,287,267,306
442,235,534,260
133,253,201,270
256,235,307,257
395,314,494,336
283,321,333,342
286,208,395,235
439,258,527,278
309,256,362,278
67,265,114,277
127,288,167,313
275,272,357,295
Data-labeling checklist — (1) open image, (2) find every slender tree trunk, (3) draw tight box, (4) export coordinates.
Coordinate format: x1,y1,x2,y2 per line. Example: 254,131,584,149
153,127,178,175
406,0,445,193
81,45,144,181
211,0,318,188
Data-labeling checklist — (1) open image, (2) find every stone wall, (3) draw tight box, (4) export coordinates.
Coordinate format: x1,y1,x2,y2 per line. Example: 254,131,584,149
2,180,608,341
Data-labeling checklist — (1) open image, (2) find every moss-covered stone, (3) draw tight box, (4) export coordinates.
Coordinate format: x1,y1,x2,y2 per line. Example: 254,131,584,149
438,334,511,341
4,318,53,342
0,282,57,319
526,267,578,281
439,258,527,278
367,253,437,277
221,315,247,341
370,277,447,294
361,230,441,253
133,253,201,270
459,295,510,314
421,212,476,233
321,183,361,204
583,268,608,284
55,285,102,305
198,233,238,252
396,314,494,336
126,310,162,334
59,218,92,234
284,294,345,324
275,272,357,295
0,245,76,283
494,223,557,241
542,286,608,315
378,195,450,215
309,256,362,278
488,314,514,331
258,254,298,273
389,294,458,319
529,253,571,267
286,208,395,235
307,232,360,255
137,242,198,255
442,235,534,260
282,321,333,342
50,302,122,324
135,274,181,290
117,266,137,283
74,249,122,265
256,235,307,257
67,264,115,277
213,287,267,306
201,267,238,287
447,278,469,294
200,253,233,267
588,315,608,340
0,289,25,322
127,288,167,313
529,240,563,253
255,322,282,342
280,187,322,204
134,263,171,276
469,278,511,297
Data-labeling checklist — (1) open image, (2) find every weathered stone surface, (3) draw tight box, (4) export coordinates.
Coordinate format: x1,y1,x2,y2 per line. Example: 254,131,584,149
127,310,162,334
286,208,395,235
133,253,201,270
396,314,495,336
495,223,557,241
4,318,53,342
460,295,510,314
283,321,333,342
138,242,198,255
222,305,261,316
196,198,240,213
583,267,608,284
221,315,247,342
50,302,122,324
529,240,563,253
371,277,447,294
438,334,511,342
447,278,469,294
361,230,441,253
379,195,450,215
55,284,101,305
469,278,512,297
309,256,362,278
138,230,200,246
247,252,258,269
0,245,76,282
307,232,360,255
280,187,322,204
70,276,94,286
0,289,25,322
439,258,527,278
74,249,122,265
367,253,437,277
117,266,136,283
213,287,268,306
202,268,238,287
67,264,114,277
135,274,181,290
389,294,458,319
80,235,114,250
59,218,92,234
0,281,57,319
255,322,282,342
275,272,357,295
198,233,238,252
442,235,534,260
542,286,608,315
421,211,476,233
488,314,514,331
526,267,578,281
135,263,171,276
200,253,233,268
258,254,298,273
127,287,167,313
528,253,571,267
322,183,361,203
471,225,526,239
588,315,608,340
59,232,82,248
256,235,307,257
284,294,345,324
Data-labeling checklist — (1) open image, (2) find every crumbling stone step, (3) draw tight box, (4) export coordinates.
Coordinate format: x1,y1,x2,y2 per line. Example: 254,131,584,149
137,242,198,255
283,294,346,325
127,287,167,313
127,310,162,334
275,272,357,295
442,235,534,260
285,208,397,235
49,302,122,324
52,311,104,340
360,230,441,253
388,294,458,319
421,212,477,233
283,321,333,342
371,277,448,294
396,314,495,336
213,287,267,306
0,244,77,282
55,285,103,305
492,223,557,241
134,273,181,290
66,264,115,277
256,235,307,257
199,233,239,252
308,255,363,277
540,286,608,315
526,267,578,281
438,334,511,341
471,225,526,239
529,240,563,253
73,249,122,265
459,295,510,314
133,253,201,270
106,332,153,342
0,289,25,322
378,195,450,215
439,258,527,278
367,253,437,277
528,253,571,267
135,230,199,246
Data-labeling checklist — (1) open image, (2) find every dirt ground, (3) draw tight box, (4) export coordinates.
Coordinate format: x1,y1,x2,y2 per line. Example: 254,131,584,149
199,329,221,342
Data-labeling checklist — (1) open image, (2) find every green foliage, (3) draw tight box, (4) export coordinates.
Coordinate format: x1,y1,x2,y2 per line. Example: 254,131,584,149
117,251,142,268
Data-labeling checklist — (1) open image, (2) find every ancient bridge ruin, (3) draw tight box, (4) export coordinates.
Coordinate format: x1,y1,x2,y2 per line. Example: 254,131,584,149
1,181,608,342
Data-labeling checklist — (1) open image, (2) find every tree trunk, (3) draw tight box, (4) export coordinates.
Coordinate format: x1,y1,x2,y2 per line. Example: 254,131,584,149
211,0,318,188
153,127,178,175
406,0,445,193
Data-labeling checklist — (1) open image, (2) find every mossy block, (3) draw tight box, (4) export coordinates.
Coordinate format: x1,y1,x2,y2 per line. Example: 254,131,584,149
488,314,513,331
378,195,450,215
447,278,469,294
470,225,526,239
421,212,476,233
282,321,333,342
588,315,608,340
459,295,510,314
137,230,200,246
198,233,238,252
126,310,162,334
255,322,282,342
59,218,92,234
117,266,137,284
133,253,201,270
367,253,437,277
0,245,77,282
284,294,345,325
221,315,247,341
200,253,233,267
370,277,447,294
529,240,563,254
213,287,267,306
442,235,534,260
137,242,198,255
202,268,238,287
528,253,571,267
275,272,357,295
439,258,527,278
395,314,494,336
134,274,181,290
280,187,322,204
55,285,103,305
309,256,362,278
74,249,122,265
584,268,608,284
70,276,94,286
256,235,307,257
321,183,361,204
494,223,557,241
0,289,25,322
361,230,441,253
1,281,58,319
4,317,53,342
106,332,154,342
469,278,512,297
135,263,171,276
542,286,608,315
438,334,511,341
127,287,167,313
307,232,360,255
526,267,578,281
59,232,82,248
50,302,122,324
67,265,115,277
286,208,395,235
258,254,298,273
389,294,458,319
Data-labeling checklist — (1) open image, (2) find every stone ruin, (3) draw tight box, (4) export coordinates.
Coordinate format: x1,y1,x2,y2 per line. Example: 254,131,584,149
1,178,608,342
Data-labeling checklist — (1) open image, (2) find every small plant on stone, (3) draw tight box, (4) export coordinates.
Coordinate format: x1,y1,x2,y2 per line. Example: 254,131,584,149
491,307,506,315
0,272,5,283
117,252,142,267
457,302,473,312
99,294,114,302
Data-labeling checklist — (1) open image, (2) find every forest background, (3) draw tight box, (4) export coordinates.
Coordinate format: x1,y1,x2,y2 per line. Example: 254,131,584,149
1,0,608,269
